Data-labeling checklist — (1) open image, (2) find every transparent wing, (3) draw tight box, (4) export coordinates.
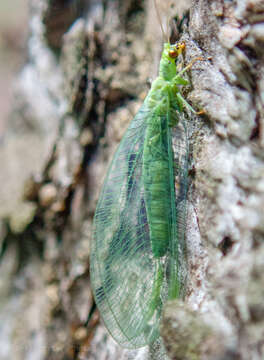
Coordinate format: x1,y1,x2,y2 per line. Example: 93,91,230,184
172,115,190,293
90,102,190,348
91,103,161,348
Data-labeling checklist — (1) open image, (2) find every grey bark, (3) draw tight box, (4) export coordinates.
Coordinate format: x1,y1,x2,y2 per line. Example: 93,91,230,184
0,0,263,359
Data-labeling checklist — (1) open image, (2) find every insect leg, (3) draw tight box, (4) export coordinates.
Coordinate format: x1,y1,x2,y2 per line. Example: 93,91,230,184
177,56,204,77
172,56,204,87
176,92,197,114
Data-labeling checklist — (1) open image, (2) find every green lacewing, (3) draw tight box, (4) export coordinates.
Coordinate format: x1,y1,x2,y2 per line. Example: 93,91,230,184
90,41,201,348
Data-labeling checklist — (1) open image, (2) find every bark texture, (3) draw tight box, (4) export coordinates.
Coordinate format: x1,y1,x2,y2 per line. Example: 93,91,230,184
0,0,263,359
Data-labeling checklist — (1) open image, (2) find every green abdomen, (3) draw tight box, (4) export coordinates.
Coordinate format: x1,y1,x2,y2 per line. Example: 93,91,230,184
143,108,173,258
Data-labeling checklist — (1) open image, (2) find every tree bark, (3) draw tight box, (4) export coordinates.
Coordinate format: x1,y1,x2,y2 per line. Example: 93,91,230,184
0,0,263,359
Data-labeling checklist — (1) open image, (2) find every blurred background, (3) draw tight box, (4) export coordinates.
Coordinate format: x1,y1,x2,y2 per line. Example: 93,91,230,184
0,0,28,137
1,1,262,359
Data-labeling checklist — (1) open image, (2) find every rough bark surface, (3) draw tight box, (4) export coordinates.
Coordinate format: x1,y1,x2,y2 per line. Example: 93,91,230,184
0,0,263,359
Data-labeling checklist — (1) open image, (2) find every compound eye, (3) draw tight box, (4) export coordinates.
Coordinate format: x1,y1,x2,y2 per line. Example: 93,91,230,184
177,42,186,51
169,49,178,58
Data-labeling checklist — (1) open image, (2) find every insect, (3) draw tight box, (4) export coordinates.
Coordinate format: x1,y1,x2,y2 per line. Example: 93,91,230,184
90,26,202,348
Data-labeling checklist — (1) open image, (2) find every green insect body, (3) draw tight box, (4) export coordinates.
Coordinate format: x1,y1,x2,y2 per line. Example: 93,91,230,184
90,42,196,348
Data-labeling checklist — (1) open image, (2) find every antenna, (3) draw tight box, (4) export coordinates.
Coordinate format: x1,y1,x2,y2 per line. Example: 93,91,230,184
153,0,166,42
166,12,170,43
166,2,176,44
